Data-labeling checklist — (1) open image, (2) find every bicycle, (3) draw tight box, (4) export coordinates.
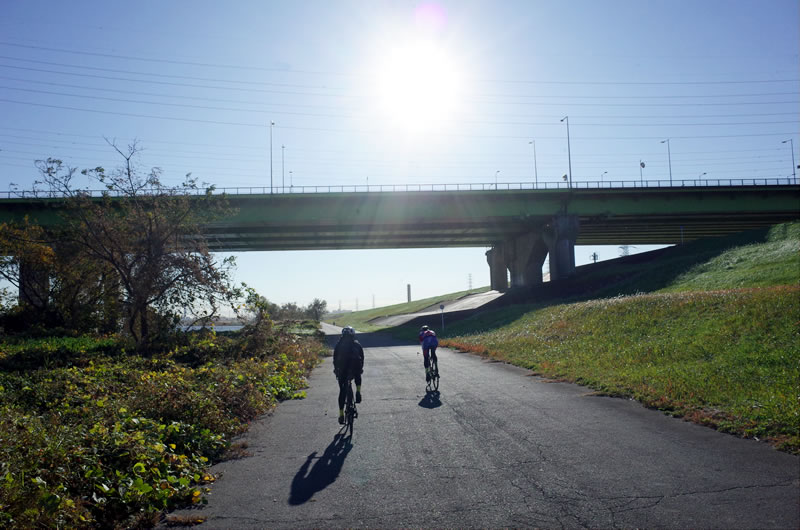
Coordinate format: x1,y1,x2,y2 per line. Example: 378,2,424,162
343,377,358,434
426,354,440,392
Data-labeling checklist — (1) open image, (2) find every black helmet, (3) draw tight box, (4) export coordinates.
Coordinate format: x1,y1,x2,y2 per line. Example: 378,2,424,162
342,326,355,336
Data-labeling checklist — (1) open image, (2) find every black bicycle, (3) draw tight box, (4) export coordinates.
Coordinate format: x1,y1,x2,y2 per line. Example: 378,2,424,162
426,355,440,392
343,377,358,434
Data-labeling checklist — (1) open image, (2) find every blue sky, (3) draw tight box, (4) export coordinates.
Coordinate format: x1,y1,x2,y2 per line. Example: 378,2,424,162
1,1,797,310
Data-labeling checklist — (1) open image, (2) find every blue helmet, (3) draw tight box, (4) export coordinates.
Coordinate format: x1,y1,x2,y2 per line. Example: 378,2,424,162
342,326,355,336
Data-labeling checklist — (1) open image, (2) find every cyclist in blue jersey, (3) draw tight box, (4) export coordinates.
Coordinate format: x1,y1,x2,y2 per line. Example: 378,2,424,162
418,325,439,382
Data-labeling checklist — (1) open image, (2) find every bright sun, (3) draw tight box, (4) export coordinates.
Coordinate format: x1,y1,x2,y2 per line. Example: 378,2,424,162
371,39,463,132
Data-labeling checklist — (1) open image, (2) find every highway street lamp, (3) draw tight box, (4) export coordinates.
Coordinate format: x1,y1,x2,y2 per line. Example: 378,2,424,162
639,160,645,185
281,144,285,189
698,172,707,182
782,139,797,181
494,170,500,189
601,171,607,185
661,139,673,186
289,170,293,189
269,121,275,194
529,140,538,188
561,116,573,188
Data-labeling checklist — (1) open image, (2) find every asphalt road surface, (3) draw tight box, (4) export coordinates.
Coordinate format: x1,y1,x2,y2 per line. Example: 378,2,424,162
166,326,799,528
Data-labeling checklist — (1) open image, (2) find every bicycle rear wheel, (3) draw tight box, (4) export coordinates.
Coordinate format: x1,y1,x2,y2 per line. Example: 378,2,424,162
345,381,356,433
432,360,440,391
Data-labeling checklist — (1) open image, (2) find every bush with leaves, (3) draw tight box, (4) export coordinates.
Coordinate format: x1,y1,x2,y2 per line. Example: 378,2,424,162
0,327,327,528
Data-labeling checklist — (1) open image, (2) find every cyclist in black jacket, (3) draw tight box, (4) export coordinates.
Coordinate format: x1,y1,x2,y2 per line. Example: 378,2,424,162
333,326,364,424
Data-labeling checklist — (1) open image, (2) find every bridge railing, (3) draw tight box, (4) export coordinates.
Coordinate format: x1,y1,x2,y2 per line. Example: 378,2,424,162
2,177,797,198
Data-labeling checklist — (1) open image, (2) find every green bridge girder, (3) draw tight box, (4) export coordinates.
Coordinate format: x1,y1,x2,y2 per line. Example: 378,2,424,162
0,185,798,251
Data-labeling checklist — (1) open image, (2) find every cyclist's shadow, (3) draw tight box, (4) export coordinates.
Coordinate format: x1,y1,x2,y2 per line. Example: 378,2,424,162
418,390,441,409
288,433,353,505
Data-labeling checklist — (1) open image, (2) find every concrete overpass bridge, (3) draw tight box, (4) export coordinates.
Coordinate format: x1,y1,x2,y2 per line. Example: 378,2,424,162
1,179,798,291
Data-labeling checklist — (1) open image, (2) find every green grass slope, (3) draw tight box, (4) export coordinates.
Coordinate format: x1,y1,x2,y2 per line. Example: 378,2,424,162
660,221,800,292
584,222,800,299
438,222,800,452
324,286,489,332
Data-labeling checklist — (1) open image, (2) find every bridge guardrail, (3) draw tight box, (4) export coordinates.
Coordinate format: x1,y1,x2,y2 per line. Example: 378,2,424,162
2,177,797,199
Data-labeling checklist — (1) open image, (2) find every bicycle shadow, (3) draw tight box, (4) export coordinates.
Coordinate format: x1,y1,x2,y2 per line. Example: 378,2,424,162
288,432,353,505
418,390,441,409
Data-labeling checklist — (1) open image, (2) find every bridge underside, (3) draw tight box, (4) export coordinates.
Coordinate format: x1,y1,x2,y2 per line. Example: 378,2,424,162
203,210,793,251
2,184,798,295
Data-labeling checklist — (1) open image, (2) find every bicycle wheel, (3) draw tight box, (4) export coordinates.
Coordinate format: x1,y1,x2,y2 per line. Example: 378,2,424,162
432,360,440,391
345,381,355,432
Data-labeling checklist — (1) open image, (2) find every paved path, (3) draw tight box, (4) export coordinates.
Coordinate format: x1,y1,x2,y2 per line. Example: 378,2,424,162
167,328,799,528
368,290,505,327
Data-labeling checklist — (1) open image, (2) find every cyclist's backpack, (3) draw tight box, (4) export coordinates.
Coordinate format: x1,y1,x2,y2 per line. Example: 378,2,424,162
422,330,438,349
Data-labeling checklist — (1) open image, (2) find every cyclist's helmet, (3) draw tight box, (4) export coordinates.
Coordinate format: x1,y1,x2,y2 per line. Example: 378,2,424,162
342,326,355,336
420,325,429,331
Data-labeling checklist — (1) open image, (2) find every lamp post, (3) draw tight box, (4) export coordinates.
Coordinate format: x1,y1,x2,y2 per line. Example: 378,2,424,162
782,139,796,182
561,116,572,188
698,172,707,183
661,138,672,186
639,160,645,185
600,171,607,185
529,140,538,188
289,170,293,189
281,144,285,190
269,121,275,194
494,170,500,189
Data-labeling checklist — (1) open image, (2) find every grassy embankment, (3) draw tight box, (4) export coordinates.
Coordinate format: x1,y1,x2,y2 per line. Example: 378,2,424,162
328,222,799,452
0,321,327,528
326,286,489,333
439,222,800,452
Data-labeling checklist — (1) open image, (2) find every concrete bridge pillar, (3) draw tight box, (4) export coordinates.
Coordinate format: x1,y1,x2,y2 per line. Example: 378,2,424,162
505,233,549,288
542,215,580,281
485,245,508,291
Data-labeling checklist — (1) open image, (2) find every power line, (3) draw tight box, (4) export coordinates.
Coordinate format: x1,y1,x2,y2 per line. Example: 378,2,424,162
3,84,796,127
1,41,797,86
3,75,794,121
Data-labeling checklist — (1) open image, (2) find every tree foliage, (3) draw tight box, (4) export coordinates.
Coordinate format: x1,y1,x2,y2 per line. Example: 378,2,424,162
29,140,239,348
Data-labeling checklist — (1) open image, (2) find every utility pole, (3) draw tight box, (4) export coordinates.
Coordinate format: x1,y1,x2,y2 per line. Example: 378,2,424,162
269,121,275,194
661,139,673,186
561,116,573,188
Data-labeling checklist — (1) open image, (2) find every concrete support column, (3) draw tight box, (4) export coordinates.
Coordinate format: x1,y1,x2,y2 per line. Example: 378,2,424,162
485,245,508,292
505,232,549,288
542,215,580,282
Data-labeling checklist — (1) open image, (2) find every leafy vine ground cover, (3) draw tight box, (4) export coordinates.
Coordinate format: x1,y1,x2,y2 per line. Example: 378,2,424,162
0,326,327,528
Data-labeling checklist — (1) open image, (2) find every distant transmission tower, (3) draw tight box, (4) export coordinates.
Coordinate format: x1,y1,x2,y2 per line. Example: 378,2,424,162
468,273,473,290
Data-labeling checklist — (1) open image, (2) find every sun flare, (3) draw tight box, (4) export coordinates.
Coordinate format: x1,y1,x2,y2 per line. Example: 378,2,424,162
370,39,463,132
